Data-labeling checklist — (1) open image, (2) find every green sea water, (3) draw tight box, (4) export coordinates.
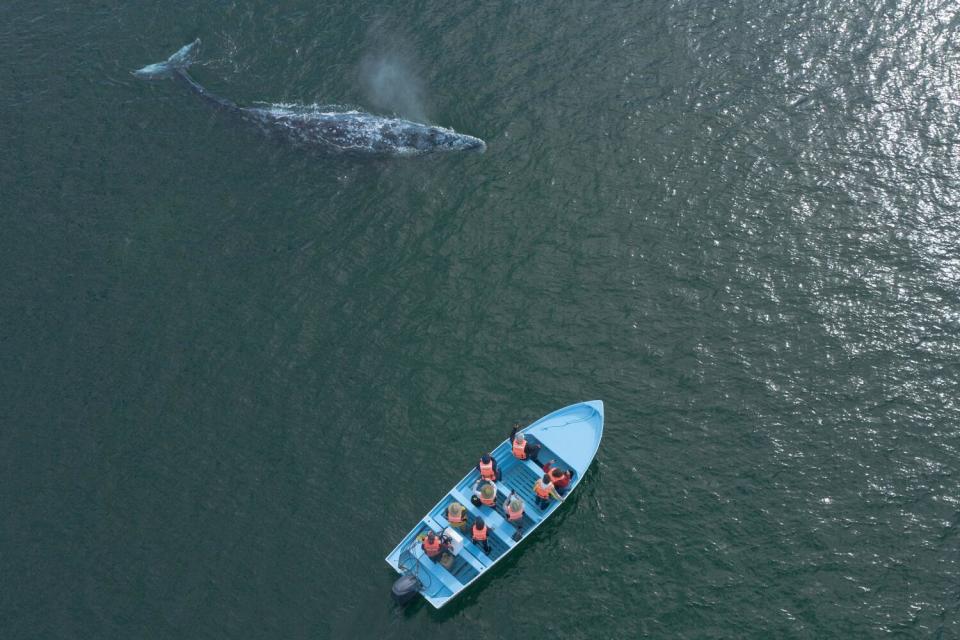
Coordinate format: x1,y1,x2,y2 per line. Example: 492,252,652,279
2,1,958,638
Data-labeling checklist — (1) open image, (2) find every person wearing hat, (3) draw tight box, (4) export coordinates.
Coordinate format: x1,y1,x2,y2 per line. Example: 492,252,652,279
446,501,467,530
509,423,543,465
475,453,501,481
471,478,498,507
503,491,525,522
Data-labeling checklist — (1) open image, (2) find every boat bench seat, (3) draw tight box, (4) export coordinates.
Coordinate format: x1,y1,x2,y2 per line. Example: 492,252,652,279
450,488,507,529
413,546,463,596
422,515,445,535
448,488,517,554
523,459,547,478
432,514,491,571
489,524,517,548
499,463,550,524
490,484,539,535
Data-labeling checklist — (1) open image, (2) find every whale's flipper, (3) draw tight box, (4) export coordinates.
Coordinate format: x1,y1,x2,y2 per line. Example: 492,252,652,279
134,39,200,79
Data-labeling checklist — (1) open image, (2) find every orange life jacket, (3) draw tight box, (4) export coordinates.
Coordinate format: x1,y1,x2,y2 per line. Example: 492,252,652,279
534,479,553,499
472,523,488,541
479,485,496,506
512,438,527,459
506,501,524,521
447,506,465,525
423,536,441,556
479,459,496,481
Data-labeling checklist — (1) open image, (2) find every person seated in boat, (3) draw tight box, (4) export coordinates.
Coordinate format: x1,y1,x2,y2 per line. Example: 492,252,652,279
509,423,542,465
471,478,498,508
475,453,501,482
421,531,449,562
446,502,467,530
503,491,525,522
543,459,573,496
533,473,564,510
471,516,491,554
503,491,525,538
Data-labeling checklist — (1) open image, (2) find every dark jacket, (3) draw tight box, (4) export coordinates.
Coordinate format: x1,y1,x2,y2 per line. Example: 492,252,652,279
510,424,540,458
475,457,499,474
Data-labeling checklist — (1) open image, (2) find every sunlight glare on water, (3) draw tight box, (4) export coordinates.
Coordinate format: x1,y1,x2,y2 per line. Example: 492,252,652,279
1,0,958,638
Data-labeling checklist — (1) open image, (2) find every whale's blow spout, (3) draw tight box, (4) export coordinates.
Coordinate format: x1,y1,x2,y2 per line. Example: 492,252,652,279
134,39,201,79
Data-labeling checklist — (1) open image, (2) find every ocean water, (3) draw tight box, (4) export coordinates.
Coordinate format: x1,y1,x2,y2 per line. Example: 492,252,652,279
2,1,958,638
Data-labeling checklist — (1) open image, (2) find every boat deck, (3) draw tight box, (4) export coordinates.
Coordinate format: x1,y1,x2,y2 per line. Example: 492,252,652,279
385,401,603,608
423,437,570,572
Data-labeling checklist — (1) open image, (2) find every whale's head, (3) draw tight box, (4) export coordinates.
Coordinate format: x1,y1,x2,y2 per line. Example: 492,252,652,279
316,115,487,156
410,125,486,154
433,130,487,154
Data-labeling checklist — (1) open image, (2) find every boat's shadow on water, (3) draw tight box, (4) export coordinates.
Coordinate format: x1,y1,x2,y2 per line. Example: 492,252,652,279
400,463,603,620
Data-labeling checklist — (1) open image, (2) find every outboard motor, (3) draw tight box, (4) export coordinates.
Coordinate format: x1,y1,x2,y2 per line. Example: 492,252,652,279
391,574,422,606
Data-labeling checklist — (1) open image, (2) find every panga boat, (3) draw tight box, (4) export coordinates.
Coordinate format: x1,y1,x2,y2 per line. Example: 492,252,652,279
385,400,604,608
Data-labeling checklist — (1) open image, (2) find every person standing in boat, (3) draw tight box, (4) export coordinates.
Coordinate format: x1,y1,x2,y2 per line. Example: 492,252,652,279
422,531,449,562
533,473,564,510
542,460,573,496
475,453,501,481
471,516,491,554
471,478,498,508
509,423,543,466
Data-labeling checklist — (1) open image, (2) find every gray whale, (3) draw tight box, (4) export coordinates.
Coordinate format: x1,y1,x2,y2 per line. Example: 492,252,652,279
135,40,486,157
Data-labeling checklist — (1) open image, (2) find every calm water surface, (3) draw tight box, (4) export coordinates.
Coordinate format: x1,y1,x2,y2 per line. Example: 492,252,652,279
2,1,958,638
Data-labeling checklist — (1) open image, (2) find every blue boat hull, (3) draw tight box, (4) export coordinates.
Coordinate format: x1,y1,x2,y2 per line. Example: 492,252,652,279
384,400,604,608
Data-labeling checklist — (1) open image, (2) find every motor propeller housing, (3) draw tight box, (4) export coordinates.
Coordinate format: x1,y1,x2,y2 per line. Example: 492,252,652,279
390,574,422,606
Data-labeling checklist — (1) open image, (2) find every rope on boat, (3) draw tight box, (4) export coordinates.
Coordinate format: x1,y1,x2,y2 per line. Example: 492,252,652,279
398,529,434,591
535,411,596,432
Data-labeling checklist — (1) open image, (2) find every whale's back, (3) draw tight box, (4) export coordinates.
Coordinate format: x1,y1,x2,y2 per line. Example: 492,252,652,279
253,107,485,156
